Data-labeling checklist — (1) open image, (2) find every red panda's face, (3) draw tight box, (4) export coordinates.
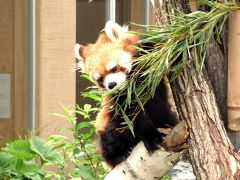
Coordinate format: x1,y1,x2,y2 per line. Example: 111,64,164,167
75,21,140,91
88,47,132,91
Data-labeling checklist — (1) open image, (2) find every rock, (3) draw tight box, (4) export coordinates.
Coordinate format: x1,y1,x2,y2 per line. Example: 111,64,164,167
170,156,196,180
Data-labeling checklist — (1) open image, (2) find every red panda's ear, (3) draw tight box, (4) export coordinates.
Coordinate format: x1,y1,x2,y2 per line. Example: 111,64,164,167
123,34,140,55
96,33,111,44
74,43,85,60
104,21,128,42
74,43,86,72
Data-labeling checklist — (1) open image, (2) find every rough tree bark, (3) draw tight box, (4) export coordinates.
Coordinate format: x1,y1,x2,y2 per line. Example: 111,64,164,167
172,63,240,179
153,0,240,179
202,5,240,151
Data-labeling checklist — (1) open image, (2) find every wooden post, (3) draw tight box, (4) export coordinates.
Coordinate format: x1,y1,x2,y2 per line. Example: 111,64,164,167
228,10,240,131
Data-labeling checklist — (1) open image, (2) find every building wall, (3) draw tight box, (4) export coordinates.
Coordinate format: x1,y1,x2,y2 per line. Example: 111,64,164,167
0,0,29,146
0,0,76,145
36,0,76,139
0,0,15,145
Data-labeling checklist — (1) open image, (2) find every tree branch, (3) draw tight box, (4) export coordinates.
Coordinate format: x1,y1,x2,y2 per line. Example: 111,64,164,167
104,121,189,179
105,142,182,180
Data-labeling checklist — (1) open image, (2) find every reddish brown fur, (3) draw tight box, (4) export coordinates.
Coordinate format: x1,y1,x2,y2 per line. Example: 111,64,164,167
80,32,140,78
95,96,112,132
79,32,141,133
79,32,140,134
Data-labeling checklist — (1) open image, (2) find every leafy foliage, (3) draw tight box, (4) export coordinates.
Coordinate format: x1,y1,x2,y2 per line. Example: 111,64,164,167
0,85,108,179
30,136,64,165
3,140,36,160
114,1,240,132
0,139,46,179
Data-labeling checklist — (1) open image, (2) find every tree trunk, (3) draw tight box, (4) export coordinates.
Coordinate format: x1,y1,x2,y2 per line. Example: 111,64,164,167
172,63,240,179
153,0,240,179
205,24,240,151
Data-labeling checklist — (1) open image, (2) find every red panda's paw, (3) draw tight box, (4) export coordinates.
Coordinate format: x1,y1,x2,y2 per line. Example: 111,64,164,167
99,128,136,167
104,153,130,168
142,131,164,153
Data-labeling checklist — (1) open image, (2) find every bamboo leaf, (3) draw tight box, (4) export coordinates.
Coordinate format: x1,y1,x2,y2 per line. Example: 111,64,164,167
118,105,135,137
112,1,240,131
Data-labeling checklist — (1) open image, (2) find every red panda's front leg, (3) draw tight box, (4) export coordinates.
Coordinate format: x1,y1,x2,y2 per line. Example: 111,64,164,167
134,111,164,152
97,126,135,167
95,106,111,133
95,97,137,168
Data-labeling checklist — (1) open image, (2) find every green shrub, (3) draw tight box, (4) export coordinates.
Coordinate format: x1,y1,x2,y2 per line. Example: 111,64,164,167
0,86,109,179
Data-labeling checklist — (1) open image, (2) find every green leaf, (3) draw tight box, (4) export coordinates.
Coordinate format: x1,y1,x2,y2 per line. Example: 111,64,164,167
111,1,240,125
81,73,91,81
76,121,92,131
45,171,57,179
48,134,67,143
118,105,135,137
24,172,44,180
84,104,92,112
15,159,45,180
72,165,95,180
81,92,102,102
76,110,90,119
0,152,15,177
81,128,95,140
3,140,37,160
30,136,64,164
133,89,144,111
161,173,171,180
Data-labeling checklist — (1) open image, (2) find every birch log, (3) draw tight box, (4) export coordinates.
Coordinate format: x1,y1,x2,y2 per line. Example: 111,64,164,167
104,121,189,179
105,142,182,180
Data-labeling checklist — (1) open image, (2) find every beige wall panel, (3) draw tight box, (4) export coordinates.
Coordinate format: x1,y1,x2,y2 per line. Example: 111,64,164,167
0,0,14,145
36,0,76,138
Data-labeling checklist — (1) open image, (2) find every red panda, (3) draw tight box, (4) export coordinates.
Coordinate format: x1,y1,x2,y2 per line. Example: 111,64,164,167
74,21,178,168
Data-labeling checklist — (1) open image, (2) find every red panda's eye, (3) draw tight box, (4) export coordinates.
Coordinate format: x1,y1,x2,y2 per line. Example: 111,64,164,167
110,66,117,73
97,77,104,83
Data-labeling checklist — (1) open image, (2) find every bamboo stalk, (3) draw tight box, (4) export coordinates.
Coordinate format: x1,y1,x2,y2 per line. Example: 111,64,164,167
228,10,240,131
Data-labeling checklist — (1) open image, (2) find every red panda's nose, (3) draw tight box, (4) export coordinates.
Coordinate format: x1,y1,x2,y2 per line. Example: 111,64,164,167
108,82,117,89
